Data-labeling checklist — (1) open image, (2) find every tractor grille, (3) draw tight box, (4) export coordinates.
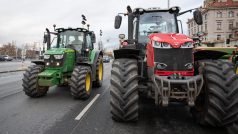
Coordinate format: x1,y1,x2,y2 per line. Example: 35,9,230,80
44,55,64,68
154,48,193,71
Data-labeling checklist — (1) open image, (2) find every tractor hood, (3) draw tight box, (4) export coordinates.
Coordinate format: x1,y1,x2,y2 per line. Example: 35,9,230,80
44,48,74,55
149,33,193,48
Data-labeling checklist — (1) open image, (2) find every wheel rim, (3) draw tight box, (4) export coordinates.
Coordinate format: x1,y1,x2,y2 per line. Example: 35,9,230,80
85,73,91,92
99,61,103,81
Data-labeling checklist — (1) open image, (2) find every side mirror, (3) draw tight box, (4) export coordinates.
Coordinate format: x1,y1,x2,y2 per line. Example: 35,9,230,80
114,15,122,29
119,34,125,39
91,33,96,43
193,10,203,25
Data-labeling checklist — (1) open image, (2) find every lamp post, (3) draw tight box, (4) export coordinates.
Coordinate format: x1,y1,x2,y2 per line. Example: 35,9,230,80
168,0,170,8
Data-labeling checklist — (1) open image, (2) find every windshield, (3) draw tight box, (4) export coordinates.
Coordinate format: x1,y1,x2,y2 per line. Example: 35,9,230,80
138,12,177,43
54,31,84,48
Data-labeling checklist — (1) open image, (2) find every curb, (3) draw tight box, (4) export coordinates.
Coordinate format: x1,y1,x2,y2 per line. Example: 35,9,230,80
0,69,27,74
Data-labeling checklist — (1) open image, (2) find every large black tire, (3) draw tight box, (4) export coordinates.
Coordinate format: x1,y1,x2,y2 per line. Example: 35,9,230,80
70,66,92,99
110,58,139,121
191,60,232,126
222,62,238,134
93,56,103,87
227,120,238,134
22,65,48,98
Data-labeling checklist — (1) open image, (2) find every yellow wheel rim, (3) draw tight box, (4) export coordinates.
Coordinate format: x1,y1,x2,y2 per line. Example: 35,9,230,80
85,73,91,92
236,67,238,74
99,61,103,81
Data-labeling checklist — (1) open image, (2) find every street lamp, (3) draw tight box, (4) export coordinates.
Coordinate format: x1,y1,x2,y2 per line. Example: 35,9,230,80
168,0,170,8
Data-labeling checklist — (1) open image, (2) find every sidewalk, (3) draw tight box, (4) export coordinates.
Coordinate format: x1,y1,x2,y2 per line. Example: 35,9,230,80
0,61,32,73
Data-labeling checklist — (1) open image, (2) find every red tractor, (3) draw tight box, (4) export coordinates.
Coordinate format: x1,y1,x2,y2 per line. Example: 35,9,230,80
110,6,238,134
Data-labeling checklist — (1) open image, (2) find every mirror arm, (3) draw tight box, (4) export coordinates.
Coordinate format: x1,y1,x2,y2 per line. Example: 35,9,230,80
118,13,127,16
178,9,195,16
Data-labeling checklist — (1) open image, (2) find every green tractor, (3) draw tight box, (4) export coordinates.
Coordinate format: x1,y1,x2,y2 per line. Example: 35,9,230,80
22,26,103,99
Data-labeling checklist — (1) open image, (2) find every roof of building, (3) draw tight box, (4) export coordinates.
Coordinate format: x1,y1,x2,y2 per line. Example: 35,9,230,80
205,0,238,8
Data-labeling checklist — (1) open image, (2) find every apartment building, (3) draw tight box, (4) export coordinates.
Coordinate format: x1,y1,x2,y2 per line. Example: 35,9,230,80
187,0,238,46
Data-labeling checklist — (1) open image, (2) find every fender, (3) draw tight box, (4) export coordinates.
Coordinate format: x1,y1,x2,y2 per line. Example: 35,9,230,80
194,50,228,61
31,60,45,65
113,48,140,59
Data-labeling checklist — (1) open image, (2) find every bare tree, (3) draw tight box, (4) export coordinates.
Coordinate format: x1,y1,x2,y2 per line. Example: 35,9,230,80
0,43,16,56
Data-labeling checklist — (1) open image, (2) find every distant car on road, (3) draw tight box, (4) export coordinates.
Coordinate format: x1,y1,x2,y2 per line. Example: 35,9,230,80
103,56,110,63
3,55,13,61
0,55,5,61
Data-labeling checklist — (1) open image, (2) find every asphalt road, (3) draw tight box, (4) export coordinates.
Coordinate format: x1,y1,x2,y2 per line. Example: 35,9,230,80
0,62,228,134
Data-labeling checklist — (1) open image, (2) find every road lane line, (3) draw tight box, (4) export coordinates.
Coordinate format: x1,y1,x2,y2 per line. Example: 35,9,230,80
75,94,100,120
0,89,22,99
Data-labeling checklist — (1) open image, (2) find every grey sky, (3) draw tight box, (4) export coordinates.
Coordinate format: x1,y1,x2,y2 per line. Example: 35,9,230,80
0,0,203,48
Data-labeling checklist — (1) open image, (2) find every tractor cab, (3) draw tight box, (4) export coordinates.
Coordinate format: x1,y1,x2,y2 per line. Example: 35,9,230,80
43,27,96,61
114,6,202,58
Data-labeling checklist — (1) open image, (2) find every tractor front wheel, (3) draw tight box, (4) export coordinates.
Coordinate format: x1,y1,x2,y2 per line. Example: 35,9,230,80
22,65,48,98
70,66,92,99
191,60,233,126
110,58,139,121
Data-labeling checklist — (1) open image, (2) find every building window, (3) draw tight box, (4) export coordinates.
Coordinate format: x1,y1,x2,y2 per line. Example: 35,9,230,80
205,22,207,32
229,21,234,30
204,14,207,20
236,22,238,28
217,35,221,40
198,26,200,32
228,11,234,18
217,22,222,30
229,34,233,39
194,27,197,35
217,11,222,18
201,25,203,32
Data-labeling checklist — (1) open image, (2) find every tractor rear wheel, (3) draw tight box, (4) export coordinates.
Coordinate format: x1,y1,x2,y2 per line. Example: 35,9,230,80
22,65,48,98
70,66,92,99
93,56,103,87
110,58,139,121
191,60,232,126
234,61,238,74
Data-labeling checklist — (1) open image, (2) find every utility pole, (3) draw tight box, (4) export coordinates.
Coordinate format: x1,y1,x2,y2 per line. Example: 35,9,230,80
168,0,170,8
99,30,103,51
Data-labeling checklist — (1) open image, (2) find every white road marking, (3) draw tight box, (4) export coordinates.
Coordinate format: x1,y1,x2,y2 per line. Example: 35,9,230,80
75,94,100,120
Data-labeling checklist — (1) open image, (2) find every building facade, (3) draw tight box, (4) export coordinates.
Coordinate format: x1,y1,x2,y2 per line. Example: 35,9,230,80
187,0,238,46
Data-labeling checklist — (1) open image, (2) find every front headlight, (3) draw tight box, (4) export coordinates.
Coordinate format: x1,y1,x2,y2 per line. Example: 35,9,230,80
54,54,64,59
153,41,171,49
44,55,50,59
181,42,193,48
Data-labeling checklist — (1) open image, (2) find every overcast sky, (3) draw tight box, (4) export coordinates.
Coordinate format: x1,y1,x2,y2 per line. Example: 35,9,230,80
0,0,203,48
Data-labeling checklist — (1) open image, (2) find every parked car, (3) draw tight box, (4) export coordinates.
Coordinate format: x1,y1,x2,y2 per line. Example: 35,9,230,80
103,56,110,63
0,55,5,61
3,55,13,61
